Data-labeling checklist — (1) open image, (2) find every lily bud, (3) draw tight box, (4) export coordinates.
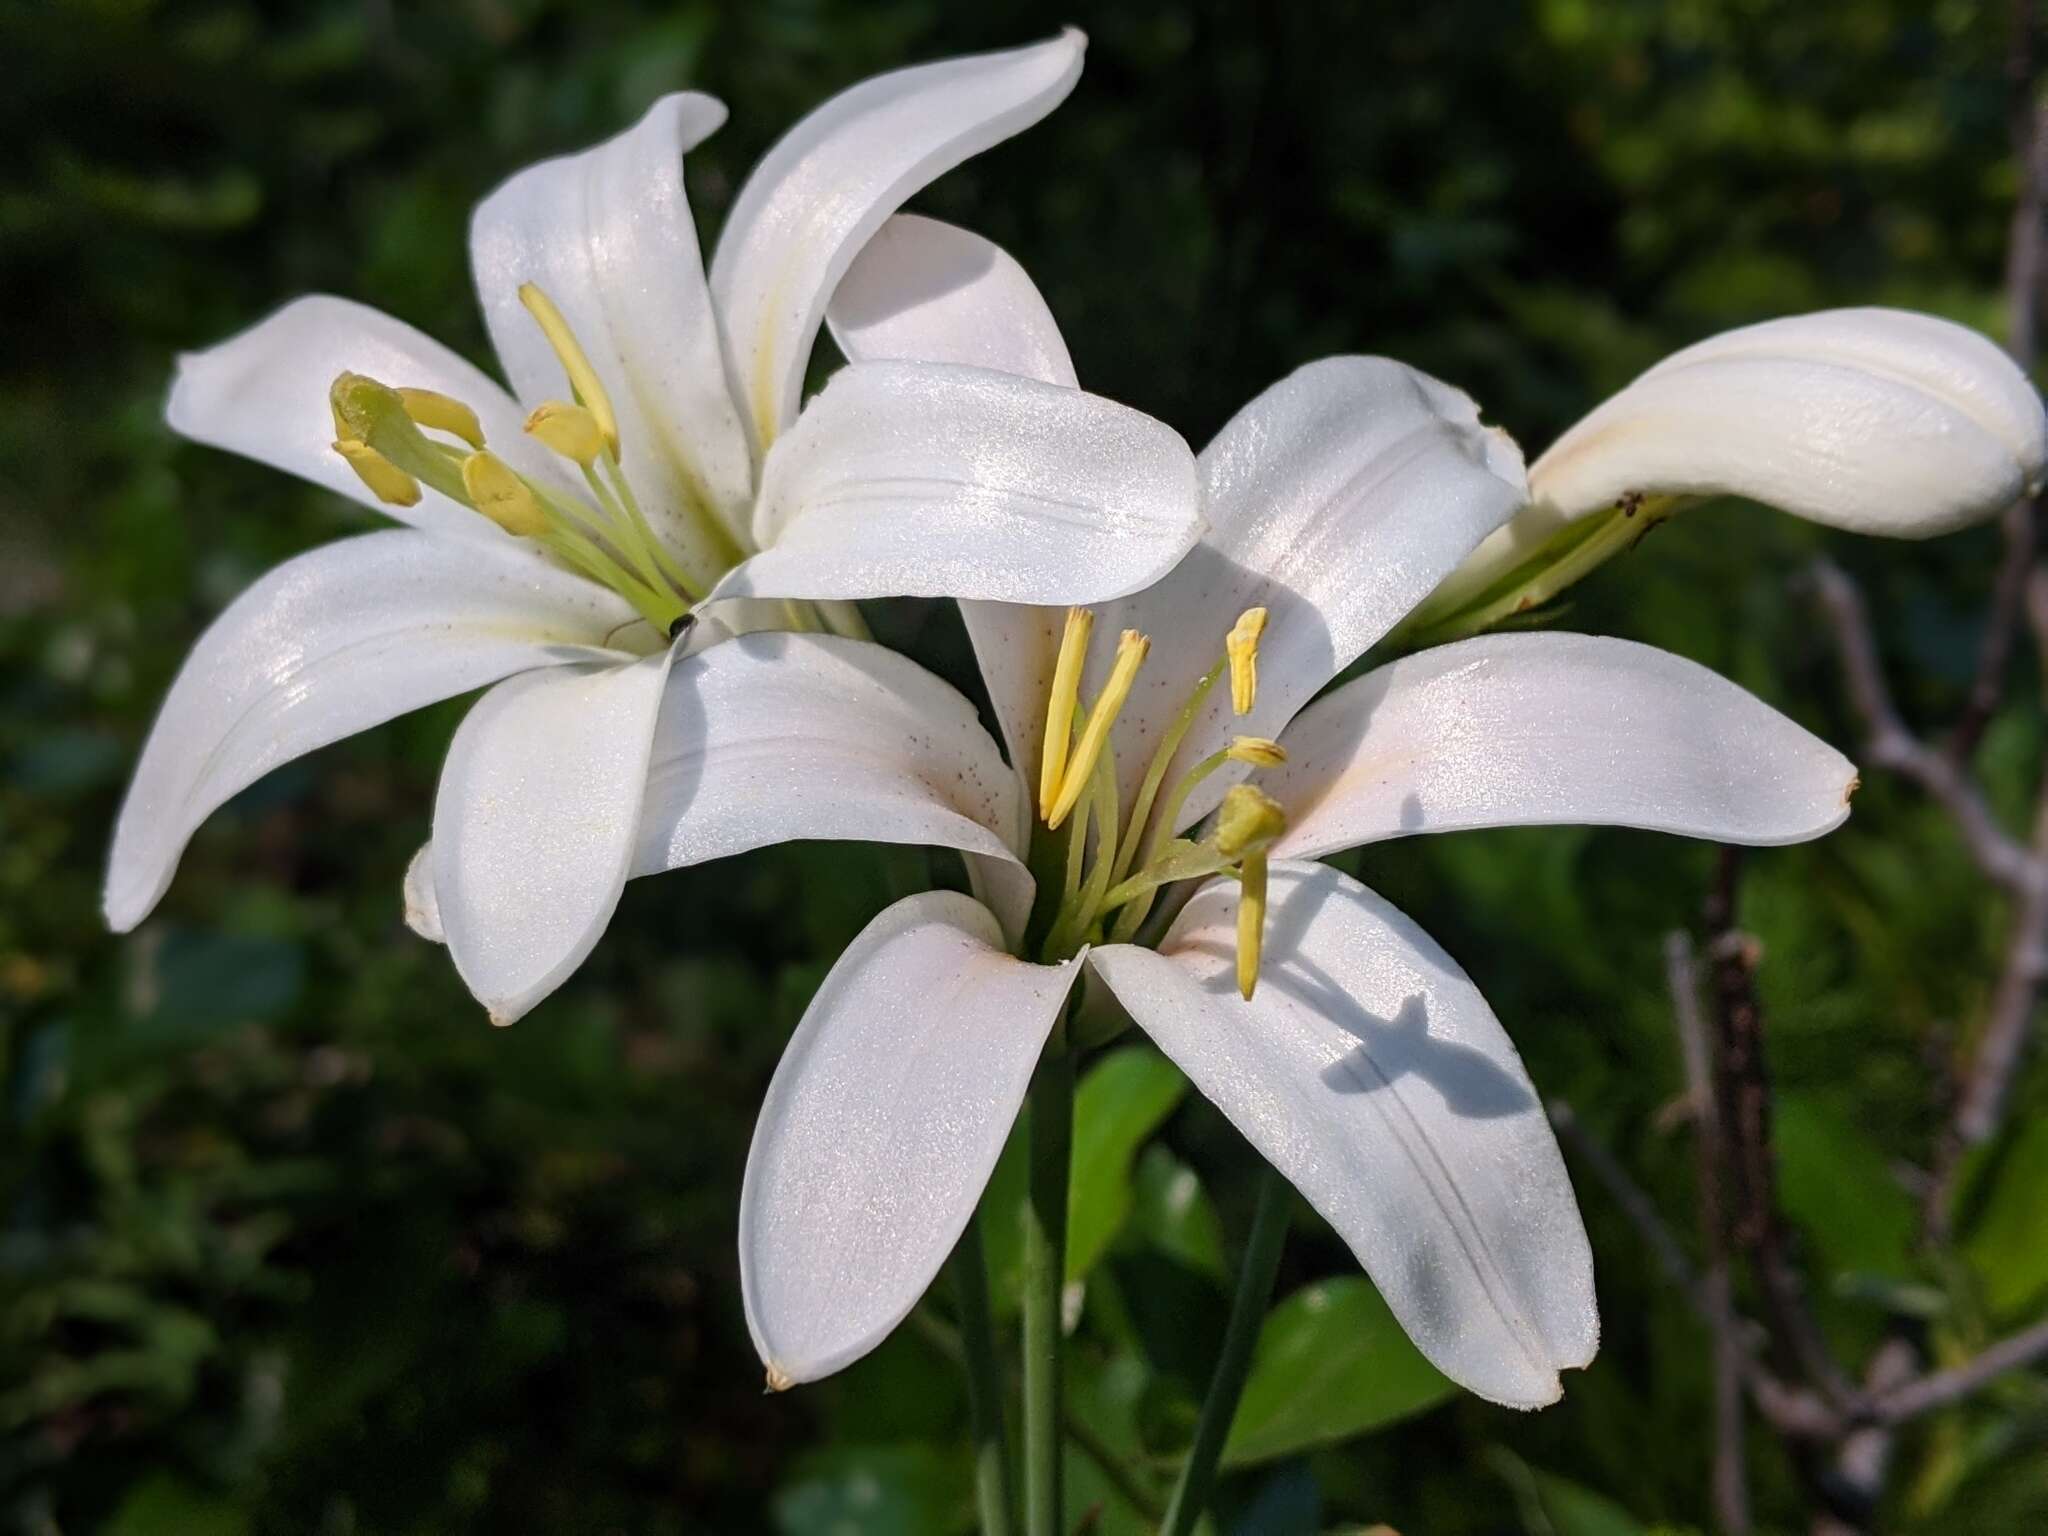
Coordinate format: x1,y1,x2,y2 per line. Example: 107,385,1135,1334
1214,783,1286,860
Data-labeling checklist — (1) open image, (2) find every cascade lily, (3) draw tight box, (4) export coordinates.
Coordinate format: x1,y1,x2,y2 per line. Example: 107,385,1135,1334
1404,307,2048,641
106,32,1209,1023
725,216,1860,1408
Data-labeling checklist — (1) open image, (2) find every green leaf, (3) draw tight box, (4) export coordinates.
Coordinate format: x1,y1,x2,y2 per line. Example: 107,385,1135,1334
1774,1095,1915,1280
772,1444,970,1536
103,1476,250,1536
1126,1144,1226,1278
1964,1114,2048,1319
1066,1047,1189,1283
1221,1277,1455,1466
1488,1448,1652,1536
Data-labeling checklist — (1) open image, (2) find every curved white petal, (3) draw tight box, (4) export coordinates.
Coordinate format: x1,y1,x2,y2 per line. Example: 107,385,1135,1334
105,529,634,932
471,93,755,582
707,360,1200,604
403,844,444,943
1090,862,1596,1409
824,214,1077,798
710,30,1086,451
827,214,1078,387
1086,357,1529,828
432,646,675,1024
165,296,573,541
1268,633,1858,861
632,631,1033,938
741,891,1079,1385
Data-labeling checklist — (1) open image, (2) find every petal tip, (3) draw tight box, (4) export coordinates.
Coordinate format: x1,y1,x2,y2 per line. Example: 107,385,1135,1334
764,1362,796,1394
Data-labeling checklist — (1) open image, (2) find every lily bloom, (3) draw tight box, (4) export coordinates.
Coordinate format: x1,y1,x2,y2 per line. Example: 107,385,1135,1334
106,33,1206,1023
1408,308,2048,639
725,218,1859,1406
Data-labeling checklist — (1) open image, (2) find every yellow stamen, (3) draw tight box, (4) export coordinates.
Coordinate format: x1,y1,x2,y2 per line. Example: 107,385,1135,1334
397,388,485,449
1225,736,1288,769
1237,851,1269,1000
333,439,420,507
461,451,548,537
525,400,606,466
1214,783,1286,860
518,283,619,455
1047,629,1149,831
1038,607,1096,822
1226,607,1268,716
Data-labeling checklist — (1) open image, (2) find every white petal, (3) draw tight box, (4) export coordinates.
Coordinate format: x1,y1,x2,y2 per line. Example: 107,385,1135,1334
165,296,573,542
1091,862,1596,1408
707,360,1200,604
1532,308,2046,532
1268,632,1858,861
403,844,444,943
710,30,1085,450
632,630,1033,939
470,93,756,582
741,891,1079,1385
105,529,634,932
827,214,1078,386
432,647,674,1024
823,213,1076,803
1086,358,1529,828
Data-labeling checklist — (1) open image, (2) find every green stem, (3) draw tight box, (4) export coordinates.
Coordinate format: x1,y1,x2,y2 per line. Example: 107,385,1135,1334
952,1216,1014,1536
1021,1025,1074,1536
1159,1163,1291,1536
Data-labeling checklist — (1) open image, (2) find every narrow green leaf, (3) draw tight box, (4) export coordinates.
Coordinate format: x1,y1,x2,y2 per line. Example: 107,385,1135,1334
1127,1144,1227,1278
1066,1047,1189,1283
1220,1277,1455,1466
1964,1114,2048,1319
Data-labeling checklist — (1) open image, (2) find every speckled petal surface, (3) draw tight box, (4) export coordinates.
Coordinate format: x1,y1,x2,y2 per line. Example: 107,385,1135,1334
104,529,635,933
632,631,1032,938
1267,632,1858,860
431,645,675,1024
710,30,1084,451
708,360,1200,605
1090,861,1597,1409
740,891,1080,1386
470,92,755,582
165,296,574,543
1081,357,1529,832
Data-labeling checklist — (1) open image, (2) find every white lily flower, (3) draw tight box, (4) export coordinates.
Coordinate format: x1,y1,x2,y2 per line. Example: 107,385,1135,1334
728,216,1859,1408
107,33,1208,1024
1411,307,2048,636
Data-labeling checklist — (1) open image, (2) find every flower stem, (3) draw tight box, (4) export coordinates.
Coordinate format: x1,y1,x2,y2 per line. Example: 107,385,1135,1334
1159,1162,1290,1536
1021,1025,1074,1536
951,1215,1013,1536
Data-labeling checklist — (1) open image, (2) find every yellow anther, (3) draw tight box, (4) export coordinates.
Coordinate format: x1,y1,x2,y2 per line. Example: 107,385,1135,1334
1038,607,1096,822
518,283,618,455
1046,629,1149,831
1214,783,1286,860
333,439,421,507
461,451,548,538
1226,607,1268,716
525,400,606,466
1225,736,1288,769
1237,851,1269,1001
397,388,485,449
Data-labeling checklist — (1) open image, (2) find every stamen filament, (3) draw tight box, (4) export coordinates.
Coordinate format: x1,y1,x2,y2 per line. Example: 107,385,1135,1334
1046,629,1148,831
1111,657,1224,885
518,283,620,454
596,454,703,602
1237,852,1269,1000
1038,608,1094,822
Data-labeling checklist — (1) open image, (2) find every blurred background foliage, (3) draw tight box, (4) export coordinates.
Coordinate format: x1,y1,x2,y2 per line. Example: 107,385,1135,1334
1,0,2044,1531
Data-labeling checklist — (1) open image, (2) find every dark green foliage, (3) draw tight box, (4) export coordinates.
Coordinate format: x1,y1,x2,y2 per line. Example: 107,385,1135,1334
3,0,2045,1531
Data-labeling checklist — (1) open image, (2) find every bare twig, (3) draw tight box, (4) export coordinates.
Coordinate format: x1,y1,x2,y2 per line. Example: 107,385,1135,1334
1668,931,1753,1536
1872,1313,2048,1423
1705,851,1863,1416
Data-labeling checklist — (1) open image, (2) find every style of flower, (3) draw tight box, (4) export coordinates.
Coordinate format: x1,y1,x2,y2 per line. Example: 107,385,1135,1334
718,216,1861,1407
106,33,1208,1023
1407,308,2048,639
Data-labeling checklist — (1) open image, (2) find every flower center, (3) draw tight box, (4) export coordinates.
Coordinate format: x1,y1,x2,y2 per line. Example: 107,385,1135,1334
1031,603,1286,998
326,283,696,638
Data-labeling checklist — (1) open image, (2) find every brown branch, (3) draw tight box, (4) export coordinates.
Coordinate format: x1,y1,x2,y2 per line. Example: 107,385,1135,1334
1704,851,1863,1416
1668,931,1753,1536
1872,1313,2048,1424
